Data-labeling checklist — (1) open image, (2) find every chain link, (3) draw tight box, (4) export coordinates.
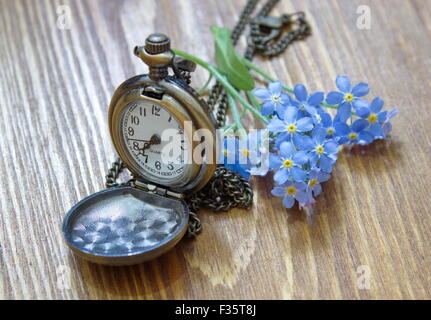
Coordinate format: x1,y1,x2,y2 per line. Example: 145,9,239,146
208,0,310,128
105,0,310,237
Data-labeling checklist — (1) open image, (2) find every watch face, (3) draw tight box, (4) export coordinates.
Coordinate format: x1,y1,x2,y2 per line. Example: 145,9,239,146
120,100,190,184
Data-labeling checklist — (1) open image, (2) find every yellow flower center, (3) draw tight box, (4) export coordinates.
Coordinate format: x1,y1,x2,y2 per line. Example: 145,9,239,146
240,148,250,157
368,113,377,123
283,159,293,168
344,93,354,102
315,145,324,155
286,124,297,133
272,95,280,103
223,150,229,157
309,178,318,188
286,186,297,195
348,132,358,140
327,127,335,135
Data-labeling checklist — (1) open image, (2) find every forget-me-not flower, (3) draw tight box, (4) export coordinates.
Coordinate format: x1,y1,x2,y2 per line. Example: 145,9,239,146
253,82,291,117
326,76,370,122
271,181,309,208
356,97,398,140
303,127,339,172
289,84,325,117
306,169,331,198
335,119,374,145
267,106,314,146
269,141,309,184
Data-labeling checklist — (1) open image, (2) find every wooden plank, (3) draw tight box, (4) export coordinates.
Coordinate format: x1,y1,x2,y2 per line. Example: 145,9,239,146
0,0,430,299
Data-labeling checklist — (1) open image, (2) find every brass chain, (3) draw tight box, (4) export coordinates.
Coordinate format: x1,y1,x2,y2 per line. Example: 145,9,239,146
105,0,310,237
208,0,311,127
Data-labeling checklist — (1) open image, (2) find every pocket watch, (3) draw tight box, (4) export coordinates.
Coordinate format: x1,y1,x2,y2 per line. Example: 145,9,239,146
62,34,217,266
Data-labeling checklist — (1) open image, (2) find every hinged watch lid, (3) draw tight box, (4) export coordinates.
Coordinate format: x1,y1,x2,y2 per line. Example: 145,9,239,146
63,186,189,266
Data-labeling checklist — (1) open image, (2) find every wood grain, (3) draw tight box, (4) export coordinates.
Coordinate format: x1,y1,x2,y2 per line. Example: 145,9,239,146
1,0,430,299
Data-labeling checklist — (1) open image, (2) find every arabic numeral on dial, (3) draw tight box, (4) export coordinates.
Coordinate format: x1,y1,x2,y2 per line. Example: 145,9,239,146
167,163,174,170
131,115,140,125
133,142,139,150
128,127,134,136
139,106,146,117
155,161,161,170
152,105,160,116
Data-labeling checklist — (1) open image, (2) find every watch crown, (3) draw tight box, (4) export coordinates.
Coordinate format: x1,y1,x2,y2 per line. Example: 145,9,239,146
145,33,171,54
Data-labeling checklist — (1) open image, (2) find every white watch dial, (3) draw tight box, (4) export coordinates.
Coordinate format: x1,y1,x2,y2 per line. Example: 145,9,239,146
120,100,190,183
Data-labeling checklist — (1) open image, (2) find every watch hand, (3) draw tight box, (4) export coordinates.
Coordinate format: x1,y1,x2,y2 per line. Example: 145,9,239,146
138,134,161,155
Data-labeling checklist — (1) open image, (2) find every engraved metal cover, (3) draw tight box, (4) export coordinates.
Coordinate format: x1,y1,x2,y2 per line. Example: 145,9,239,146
63,186,189,265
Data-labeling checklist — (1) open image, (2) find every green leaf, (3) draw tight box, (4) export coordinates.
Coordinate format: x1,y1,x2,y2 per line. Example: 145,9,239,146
210,25,254,91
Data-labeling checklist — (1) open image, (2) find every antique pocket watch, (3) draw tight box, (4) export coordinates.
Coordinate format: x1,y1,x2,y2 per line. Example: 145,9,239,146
63,34,217,266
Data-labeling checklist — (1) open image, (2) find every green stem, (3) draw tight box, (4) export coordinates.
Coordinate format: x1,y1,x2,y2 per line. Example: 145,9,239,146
227,94,246,138
173,49,269,124
246,90,261,111
241,58,294,94
222,123,237,136
197,73,213,93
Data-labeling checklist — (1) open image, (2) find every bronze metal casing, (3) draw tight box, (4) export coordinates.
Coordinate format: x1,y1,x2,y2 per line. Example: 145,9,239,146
108,75,217,194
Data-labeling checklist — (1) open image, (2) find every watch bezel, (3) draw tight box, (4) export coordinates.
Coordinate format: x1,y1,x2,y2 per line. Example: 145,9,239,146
108,75,217,194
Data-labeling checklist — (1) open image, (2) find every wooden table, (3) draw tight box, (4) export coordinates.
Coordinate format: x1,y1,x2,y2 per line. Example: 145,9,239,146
1,0,430,300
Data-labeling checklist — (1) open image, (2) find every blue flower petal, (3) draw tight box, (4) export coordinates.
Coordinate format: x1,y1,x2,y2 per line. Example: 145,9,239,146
378,110,388,123
319,155,334,173
261,101,275,116
352,99,369,111
269,153,282,170
275,132,290,147
293,133,314,150
387,108,399,120
293,150,309,165
317,171,331,182
370,97,384,113
336,76,351,93
303,103,318,116
351,82,370,97
313,127,327,144
279,92,291,106
320,112,332,127
369,123,384,139
274,168,289,184
275,103,287,118
294,182,307,191
279,141,295,158
295,190,310,204
268,81,282,95
383,122,393,135
253,88,270,100
312,183,322,196
352,119,369,132
296,117,314,132
291,166,307,182
283,106,298,124
282,195,295,208
335,122,350,136
294,84,308,101
308,92,324,106
358,131,374,145
267,118,285,132
336,102,352,122
271,187,286,197
326,91,344,105
324,141,339,154
356,106,370,118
